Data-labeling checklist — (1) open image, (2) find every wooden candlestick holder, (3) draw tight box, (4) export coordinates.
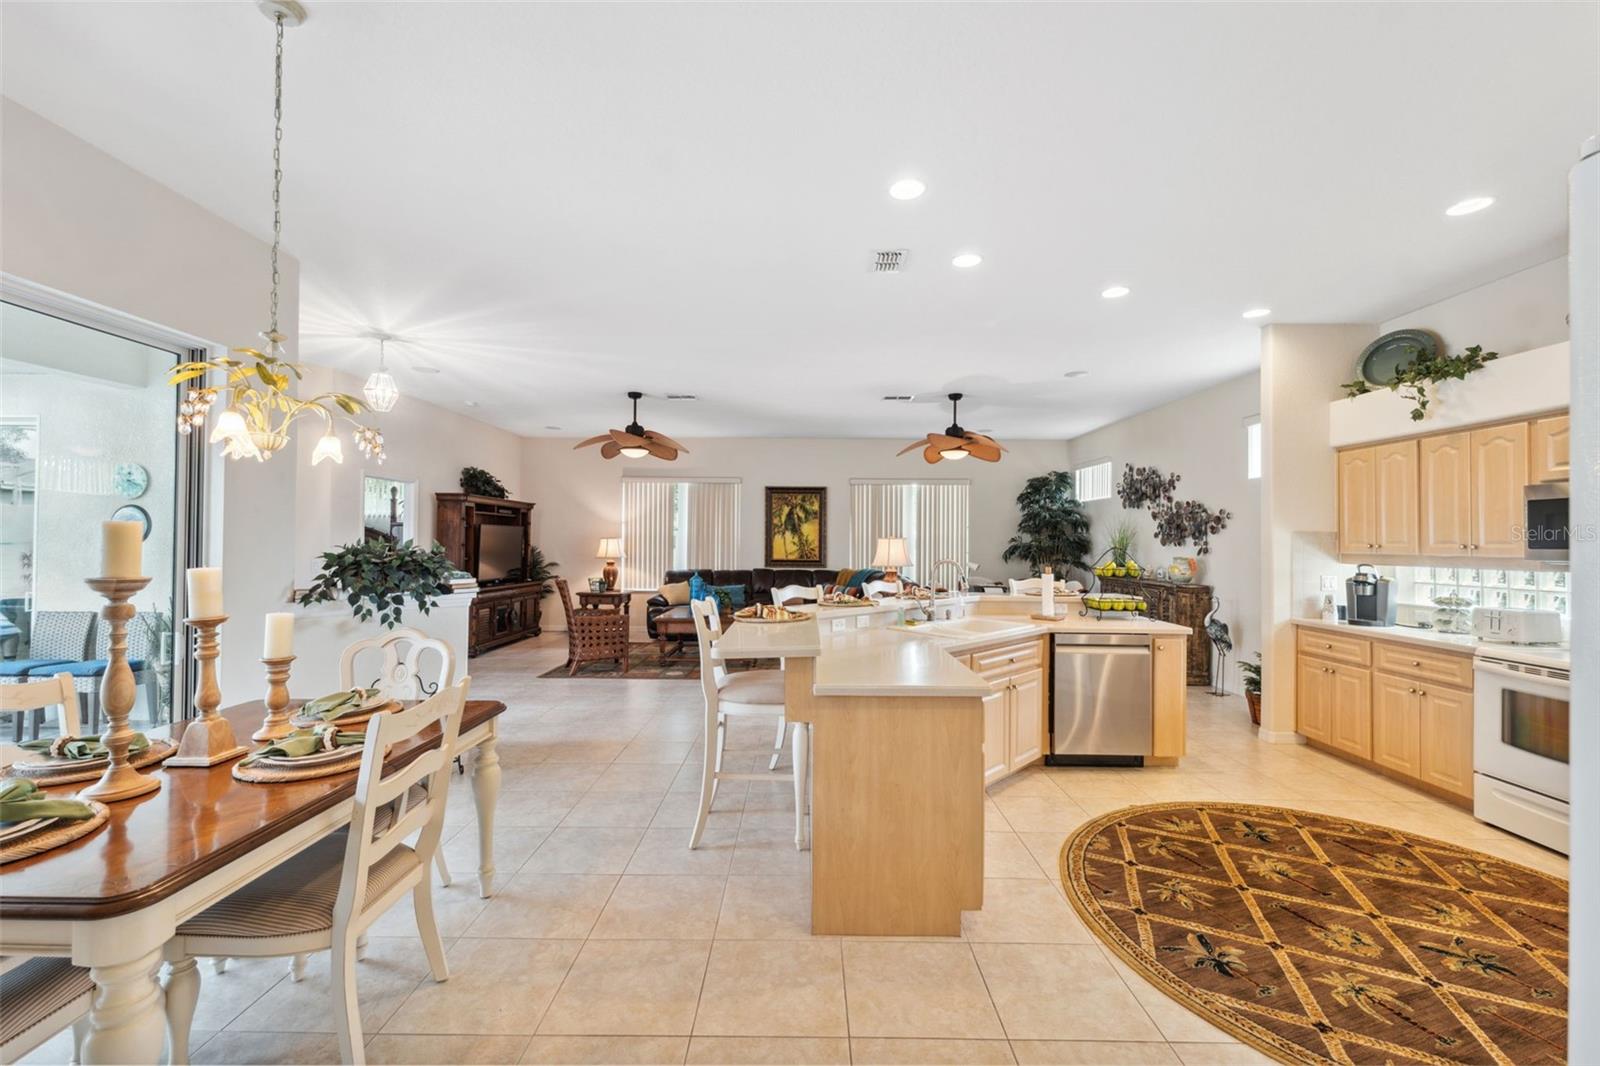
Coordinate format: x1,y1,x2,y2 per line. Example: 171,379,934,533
168,616,250,767
80,576,159,802
255,656,297,741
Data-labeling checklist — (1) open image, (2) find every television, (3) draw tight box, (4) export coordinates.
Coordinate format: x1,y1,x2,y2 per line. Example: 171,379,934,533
476,523,525,584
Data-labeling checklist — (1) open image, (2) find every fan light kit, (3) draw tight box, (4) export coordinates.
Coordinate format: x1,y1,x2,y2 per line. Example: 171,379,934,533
951,253,983,269
1100,286,1131,299
575,391,689,461
1445,196,1495,217
897,393,1007,464
1241,308,1272,319
889,178,927,201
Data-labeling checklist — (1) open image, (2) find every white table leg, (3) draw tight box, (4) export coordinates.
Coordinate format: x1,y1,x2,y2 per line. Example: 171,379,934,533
471,734,501,898
162,958,200,1065
81,948,166,1066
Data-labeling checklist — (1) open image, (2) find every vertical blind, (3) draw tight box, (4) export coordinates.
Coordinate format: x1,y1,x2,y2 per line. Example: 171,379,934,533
684,481,739,571
621,479,674,591
620,477,740,590
849,479,969,584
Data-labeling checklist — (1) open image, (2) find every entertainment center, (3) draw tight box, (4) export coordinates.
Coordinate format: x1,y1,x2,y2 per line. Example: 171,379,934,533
434,492,543,655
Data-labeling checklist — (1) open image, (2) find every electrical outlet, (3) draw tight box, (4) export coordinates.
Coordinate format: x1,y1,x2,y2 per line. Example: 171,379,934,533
856,614,870,628
1320,575,1338,593
831,618,846,633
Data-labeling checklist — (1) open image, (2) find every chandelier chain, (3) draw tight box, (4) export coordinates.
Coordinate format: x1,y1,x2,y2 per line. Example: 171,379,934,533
268,11,285,338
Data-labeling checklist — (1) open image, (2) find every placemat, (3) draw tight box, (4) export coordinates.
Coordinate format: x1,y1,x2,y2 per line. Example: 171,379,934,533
232,749,365,783
0,800,111,865
2,739,178,785
289,700,400,731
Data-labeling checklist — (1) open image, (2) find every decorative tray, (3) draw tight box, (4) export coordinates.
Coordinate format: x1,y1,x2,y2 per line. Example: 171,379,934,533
733,605,809,624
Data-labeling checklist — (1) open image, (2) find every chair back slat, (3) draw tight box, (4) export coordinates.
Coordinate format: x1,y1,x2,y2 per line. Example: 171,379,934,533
690,599,727,705
339,627,455,701
770,584,822,607
0,673,80,746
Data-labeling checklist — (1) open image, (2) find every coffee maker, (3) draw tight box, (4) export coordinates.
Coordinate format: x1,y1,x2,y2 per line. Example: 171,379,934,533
1345,564,1396,627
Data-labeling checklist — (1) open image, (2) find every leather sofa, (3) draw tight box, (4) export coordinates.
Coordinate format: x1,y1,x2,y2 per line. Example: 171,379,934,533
645,567,842,640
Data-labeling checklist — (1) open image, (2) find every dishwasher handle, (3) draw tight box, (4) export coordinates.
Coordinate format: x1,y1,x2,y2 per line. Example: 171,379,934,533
1054,633,1151,648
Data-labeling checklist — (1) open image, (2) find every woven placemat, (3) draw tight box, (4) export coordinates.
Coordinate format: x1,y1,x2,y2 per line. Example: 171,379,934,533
2,739,178,785
0,800,111,865
232,750,364,783
289,700,400,731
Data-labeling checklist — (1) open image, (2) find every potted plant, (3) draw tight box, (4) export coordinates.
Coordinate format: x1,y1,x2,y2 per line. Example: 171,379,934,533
1001,471,1092,578
1239,652,1262,727
299,540,455,629
459,466,509,499
526,544,558,596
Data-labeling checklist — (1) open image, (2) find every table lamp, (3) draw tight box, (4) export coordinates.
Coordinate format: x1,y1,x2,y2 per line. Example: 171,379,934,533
872,537,910,584
596,537,623,590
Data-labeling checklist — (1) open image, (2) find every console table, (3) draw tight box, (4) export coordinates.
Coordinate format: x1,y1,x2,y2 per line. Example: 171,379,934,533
1098,576,1213,686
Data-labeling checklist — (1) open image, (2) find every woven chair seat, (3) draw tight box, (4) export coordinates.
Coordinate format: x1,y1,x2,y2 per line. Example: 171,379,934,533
0,956,92,1048
176,831,418,941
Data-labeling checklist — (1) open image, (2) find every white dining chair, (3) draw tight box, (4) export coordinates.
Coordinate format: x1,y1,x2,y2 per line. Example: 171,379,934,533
161,678,469,1066
688,599,808,850
1007,577,1076,595
769,583,821,607
861,579,900,599
0,956,91,1065
0,673,80,764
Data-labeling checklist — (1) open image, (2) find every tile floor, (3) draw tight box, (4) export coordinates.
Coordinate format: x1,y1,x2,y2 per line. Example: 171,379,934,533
26,633,1568,1065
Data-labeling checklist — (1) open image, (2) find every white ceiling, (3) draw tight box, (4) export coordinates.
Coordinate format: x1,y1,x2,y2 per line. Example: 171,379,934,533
2,2,1594,440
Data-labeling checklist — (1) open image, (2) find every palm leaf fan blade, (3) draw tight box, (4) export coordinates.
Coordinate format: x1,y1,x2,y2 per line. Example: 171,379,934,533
642,430,688,454
897,438,933,457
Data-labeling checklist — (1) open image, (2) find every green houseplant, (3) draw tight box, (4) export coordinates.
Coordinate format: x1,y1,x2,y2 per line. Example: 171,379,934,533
526,544,559,597
1001,471,1092,577
1341,344,1498,421
1107,519,1138,566
459,466,509,499
1239,652,1262,727
299,540,455,628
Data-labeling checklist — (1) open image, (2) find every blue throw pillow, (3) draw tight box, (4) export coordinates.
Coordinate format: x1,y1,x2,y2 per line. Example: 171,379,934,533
688,574,713,605
713,584,747,609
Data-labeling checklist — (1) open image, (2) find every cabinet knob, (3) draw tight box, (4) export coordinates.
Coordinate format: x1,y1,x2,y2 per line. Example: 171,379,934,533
1411,659,1420,666
1408,687,1416,694
1459,544,1468,550
1470,544,1479,551
1323,642,1332,648
1419,690,1426,697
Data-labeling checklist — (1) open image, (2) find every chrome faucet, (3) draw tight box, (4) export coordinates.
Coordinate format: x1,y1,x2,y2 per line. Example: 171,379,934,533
930,560,969,594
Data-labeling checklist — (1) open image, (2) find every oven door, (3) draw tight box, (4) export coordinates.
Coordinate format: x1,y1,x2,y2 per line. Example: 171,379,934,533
1523,483,1569,561
1473,658,1570,801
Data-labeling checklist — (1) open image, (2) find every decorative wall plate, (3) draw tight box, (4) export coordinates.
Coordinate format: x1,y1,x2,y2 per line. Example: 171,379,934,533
113,462,150,499
111,504,152,540
1355,328,1439,386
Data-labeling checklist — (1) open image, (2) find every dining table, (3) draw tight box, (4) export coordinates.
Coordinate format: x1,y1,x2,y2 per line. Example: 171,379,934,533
0,697,506,1065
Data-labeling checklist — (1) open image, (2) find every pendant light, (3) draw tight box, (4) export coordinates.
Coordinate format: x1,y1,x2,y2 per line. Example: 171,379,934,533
170,0,385,466
362,333,400,413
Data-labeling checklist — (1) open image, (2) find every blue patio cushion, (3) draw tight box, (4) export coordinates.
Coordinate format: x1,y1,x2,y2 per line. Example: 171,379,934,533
25,660,146,678
0,659,71,678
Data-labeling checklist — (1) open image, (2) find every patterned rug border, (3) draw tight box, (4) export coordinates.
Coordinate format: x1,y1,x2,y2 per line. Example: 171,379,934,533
1056,800,1569,1066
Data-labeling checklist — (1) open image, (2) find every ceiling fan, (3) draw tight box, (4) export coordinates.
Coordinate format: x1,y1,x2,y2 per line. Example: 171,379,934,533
574,391,689,461
896,392,1007,464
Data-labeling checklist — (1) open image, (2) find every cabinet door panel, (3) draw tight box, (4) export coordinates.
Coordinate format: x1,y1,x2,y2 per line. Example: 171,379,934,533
1419,686,1474,798
1008,668,1045,771
1530,415,1570,483
1471,422,1529,556
1152,637,1187,759
1374,440,1419,554
1337,447,1377,554
1328,664,1372,759
982,687,1010,786
1371,672,1421,778
1419,432,1472,556
1297,658,1331,743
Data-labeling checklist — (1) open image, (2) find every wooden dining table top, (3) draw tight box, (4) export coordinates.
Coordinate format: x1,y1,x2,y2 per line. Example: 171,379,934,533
0,699,506,921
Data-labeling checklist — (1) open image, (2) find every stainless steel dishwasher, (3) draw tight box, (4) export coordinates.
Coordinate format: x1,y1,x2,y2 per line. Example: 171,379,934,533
1048,633,1152,765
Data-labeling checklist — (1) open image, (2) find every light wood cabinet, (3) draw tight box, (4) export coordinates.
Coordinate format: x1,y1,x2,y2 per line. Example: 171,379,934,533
1419,431,1473,556
1007,668,1045,772
1530,415,1570,483
1296,658,1332,744
974,639,1046,785
1372,672,1422,778
1470,422,1529,556
1337,448,1378,554
1151,636,1187,760
981,688,1010,786
1337,441,1417,555
1327,663,1372,759
1419,685,1474,799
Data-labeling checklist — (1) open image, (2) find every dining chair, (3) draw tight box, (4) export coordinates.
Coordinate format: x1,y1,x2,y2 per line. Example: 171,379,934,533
340,627,458,888
34,614,154,734
555,577,630,675
161,678,469,1066
688,599,808,850
0,673,80,760
768,583,821,607
861,579,900,598
1007,577,1076,595
0,610,94,698
0,956,91,1065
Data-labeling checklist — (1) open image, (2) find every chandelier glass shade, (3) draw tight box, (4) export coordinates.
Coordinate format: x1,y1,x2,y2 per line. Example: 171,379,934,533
362,337,400,413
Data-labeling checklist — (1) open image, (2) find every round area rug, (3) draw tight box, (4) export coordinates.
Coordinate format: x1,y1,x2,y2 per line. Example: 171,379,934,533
1059,802,1568,1065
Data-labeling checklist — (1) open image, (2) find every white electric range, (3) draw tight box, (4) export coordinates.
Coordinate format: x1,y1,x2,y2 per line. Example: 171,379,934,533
1473,641,1571,854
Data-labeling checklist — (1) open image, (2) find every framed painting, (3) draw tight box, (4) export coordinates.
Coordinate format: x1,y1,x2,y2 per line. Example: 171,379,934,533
765,486,826,567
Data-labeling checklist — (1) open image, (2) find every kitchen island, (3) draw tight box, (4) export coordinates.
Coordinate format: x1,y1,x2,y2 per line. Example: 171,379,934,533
716,604,1190,937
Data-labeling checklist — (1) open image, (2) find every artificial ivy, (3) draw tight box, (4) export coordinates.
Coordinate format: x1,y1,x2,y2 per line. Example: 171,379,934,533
1342,344,1499,422
460,466,510,499
298,540,455,629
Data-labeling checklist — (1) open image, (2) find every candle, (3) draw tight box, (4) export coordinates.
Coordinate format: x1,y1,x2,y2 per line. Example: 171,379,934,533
186,567,224,619
101,520,143,578
263,612,295,659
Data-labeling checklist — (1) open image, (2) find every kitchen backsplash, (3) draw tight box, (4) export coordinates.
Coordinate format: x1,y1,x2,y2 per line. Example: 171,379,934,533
1393,565,1570,617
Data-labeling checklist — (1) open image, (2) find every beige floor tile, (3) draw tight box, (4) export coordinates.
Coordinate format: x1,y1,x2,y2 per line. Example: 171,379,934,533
729,822,811,875
984,832,1048,879
685,1036,850,1064
1168,1042,1276,1065
365,1033,532,1064
715,874,812,939
384,938,581,1035
1010,1040,1180,1065
180,953,293,1032
520,1035,689,1064
693,939,847,1037
971,943,1162,1042
441,825,552,876
193,1031,341,1065
961,878,1093,943
627,825,739,875
590,761,682,794
841,941,1004,1039
1093,946,1237,1044
464,872,618,939
851,1037,1017,1063
493,790,586,828
990,794,1090,834
562,791,666,827
227,936,431,1035
590,874,726,939
615,739,695,764
524,826,645,874
538,940,711,1036
366,878,493,939
1015,832,1070,882
507,763,609,792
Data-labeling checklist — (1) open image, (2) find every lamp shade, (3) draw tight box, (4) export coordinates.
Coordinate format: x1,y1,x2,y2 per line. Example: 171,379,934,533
871,537,910,568
596,537,623,559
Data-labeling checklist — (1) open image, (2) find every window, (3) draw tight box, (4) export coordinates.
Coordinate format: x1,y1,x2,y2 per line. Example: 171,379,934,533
620,477,740,589
1245,417,1262,480
362,475,415,544
849,480,969,584
1395,565,1569,616
1074,460,1113,502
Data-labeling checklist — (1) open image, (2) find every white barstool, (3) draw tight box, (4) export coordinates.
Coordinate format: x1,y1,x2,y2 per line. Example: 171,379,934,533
688,599,808,850
765,585,822,768
861,579,900,599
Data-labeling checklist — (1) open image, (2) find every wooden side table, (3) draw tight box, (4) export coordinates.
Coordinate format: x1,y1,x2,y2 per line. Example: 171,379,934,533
577,589,630,612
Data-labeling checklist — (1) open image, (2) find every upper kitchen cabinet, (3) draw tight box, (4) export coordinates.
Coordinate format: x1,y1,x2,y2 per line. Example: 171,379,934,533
1530,414,1570,483
1470,422,1529,556
1337,440,1416,555
1419,432,1473,556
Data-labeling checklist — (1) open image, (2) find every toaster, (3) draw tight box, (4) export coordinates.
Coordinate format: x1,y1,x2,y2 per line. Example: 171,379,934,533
1470,606,1564,645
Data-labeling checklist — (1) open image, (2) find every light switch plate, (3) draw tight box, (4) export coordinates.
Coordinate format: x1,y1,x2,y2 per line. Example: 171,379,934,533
1320,575,1338,593
831,618,846,633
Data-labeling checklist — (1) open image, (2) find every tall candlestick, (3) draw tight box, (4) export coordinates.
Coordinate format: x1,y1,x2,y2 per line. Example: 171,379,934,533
167,615,249,767
79,576,158,802
263,612,294,659
101,521,143,579
186,567,224,619
256,656,297,741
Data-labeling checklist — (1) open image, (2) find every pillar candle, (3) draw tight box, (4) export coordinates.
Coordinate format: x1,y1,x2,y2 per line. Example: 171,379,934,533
263,612,295,659
101,520,143,578
186,567,224,619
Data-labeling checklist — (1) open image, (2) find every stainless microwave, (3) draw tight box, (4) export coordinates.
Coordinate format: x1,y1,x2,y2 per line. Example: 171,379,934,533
1524,483,1569,561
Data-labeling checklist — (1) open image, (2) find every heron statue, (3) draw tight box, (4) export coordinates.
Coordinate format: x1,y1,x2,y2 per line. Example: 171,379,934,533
1204,597,1232,696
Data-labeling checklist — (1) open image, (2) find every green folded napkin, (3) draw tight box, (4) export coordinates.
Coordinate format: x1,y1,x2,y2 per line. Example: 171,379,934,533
19,733,151,761
241,725,366,766
0,777,96,823
300,686,383,722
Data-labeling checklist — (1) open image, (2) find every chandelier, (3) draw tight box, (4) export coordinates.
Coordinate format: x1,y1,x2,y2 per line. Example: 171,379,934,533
170,1,384,465
362,334,400,413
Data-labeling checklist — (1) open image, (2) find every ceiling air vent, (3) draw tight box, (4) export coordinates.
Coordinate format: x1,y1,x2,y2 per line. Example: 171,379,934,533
665,394,697,400
870,249,908,274
881,394,916,402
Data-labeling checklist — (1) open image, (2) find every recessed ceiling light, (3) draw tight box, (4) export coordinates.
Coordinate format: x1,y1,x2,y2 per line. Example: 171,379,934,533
1063,370,1089,378
545,425,562,431
889,178,926,201
951,253,983,269
464,400,479,407
1242,308,1271,319
1445,196,1495,217
411,365,440,374
1100,286,1130,299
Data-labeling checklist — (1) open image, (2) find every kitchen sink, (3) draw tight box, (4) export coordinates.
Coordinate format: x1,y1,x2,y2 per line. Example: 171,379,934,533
891,617,1038,642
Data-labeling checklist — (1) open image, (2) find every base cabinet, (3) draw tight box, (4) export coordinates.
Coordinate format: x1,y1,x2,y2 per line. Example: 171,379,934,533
974,640,1046,786
981,688,1010,784
1372,673,1423,778
1419,685,1474,797
469,583,543,656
